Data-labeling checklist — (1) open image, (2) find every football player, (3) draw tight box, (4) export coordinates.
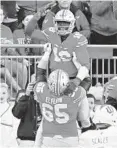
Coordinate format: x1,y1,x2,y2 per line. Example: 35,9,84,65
87,93,117,125
31,9,91,91
33,46,92,147
79,93,117,148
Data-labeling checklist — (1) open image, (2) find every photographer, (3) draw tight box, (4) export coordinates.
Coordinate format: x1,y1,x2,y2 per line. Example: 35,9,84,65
12,74,42,147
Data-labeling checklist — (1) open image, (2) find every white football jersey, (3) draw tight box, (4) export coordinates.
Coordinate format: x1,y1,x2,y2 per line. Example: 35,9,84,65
92,105,117,126
79,126,117,148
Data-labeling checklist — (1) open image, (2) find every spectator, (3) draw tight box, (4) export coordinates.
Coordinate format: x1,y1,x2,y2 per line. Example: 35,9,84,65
0,8,13,45
0,57,27,92
13,15,33,56
16,0,53,29
12,74,42,147
0,61,21,92
87,93,117,126
1,7,28,91
79,92,117,148
13,14,44,77
1,0,18,32
26,0,90,40
90,1,117,44
0,83,20,147
0,7,21,92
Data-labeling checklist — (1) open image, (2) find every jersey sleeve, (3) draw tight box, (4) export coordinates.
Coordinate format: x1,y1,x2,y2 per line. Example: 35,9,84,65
34,82,47,103
42,11,55,30
73,32,90,69
31,29,48,44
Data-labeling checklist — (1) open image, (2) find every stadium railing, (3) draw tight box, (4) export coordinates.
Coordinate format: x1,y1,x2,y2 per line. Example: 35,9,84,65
0,44,117,97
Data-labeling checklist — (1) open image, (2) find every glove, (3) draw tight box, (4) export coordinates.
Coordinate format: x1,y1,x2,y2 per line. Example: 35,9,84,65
44,43,52,54
26,82,36,96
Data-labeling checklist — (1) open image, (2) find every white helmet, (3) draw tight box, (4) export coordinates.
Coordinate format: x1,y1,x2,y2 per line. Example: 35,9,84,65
93,105,117,126
54,9,75,36
48,69,69,96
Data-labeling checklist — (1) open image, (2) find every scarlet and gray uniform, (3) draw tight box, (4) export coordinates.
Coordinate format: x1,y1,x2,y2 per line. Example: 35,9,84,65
34,81,90,138
31,27,89,78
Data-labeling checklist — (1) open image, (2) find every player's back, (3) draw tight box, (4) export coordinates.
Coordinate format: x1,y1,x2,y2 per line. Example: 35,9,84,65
35,82,83,137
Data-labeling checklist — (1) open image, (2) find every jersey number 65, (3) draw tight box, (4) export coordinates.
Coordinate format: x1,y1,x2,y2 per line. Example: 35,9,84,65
42,103,69,124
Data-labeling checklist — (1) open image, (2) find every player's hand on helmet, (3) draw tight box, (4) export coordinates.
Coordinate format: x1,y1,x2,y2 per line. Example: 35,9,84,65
44,43,52,54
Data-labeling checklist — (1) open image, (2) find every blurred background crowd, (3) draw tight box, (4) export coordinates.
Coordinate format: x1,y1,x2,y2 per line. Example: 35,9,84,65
1,0,117,44
0,0,117,95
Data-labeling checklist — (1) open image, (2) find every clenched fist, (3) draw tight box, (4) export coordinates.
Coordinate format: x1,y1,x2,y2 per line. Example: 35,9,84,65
44,43,52,54
25,80,36,96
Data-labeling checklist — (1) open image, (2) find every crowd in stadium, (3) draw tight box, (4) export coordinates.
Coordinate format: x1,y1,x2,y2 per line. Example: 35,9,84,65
0,0,117,148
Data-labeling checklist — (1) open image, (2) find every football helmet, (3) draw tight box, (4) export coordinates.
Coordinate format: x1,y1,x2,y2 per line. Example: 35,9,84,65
54,9,75,36
93,105,117,126
48,69,69,96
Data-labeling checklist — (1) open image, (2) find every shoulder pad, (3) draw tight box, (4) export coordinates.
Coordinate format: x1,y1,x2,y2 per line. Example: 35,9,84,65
73,32,88,47
73,32,83,39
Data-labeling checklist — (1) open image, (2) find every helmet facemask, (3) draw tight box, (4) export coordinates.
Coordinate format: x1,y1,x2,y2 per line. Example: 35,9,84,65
54,9,75,36
55,20,75,36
